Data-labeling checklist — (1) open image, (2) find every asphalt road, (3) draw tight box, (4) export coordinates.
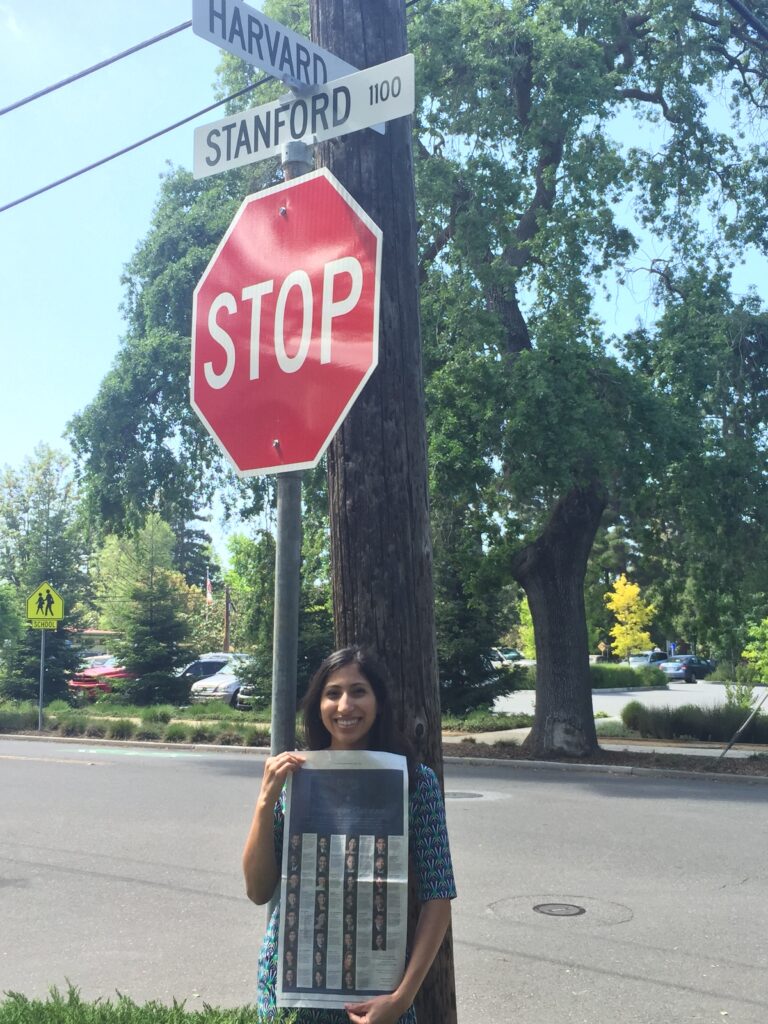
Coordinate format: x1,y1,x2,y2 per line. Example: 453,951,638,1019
1,737,766,1023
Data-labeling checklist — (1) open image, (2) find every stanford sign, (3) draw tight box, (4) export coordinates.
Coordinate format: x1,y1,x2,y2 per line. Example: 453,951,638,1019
191,168,382,475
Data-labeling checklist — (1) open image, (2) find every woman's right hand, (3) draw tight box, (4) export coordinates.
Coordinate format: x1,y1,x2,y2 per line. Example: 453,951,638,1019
258,751,306,807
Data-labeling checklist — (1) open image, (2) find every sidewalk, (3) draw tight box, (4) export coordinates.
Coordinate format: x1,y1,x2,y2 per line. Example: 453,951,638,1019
443,724,765,759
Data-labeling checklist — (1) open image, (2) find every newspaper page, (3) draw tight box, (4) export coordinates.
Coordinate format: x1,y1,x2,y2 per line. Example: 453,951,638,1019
276,750,409,1011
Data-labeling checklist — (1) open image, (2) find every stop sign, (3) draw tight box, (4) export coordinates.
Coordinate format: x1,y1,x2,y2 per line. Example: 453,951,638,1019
191,168,382,475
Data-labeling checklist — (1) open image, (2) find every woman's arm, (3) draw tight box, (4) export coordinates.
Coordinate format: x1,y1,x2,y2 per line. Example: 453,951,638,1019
242,751,304,905
344,898,452,1024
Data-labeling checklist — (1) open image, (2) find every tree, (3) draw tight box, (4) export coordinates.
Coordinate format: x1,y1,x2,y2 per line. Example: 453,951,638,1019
0,447,88,699
605,574,655,659
407,0,768,755
95,514,192,683
743,618,768,683
310,0,455,1017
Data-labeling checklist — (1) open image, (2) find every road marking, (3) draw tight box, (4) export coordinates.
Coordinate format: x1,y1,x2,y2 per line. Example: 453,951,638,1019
0,754,104,766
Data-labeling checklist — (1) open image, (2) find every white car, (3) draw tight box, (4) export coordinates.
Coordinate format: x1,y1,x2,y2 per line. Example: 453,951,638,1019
182,652,249,706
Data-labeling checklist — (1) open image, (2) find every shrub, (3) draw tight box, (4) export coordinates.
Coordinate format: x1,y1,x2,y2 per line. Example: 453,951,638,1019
58,715,88,736
442,710,534,732
85,721,107,738
135,724,163,741
189,725,217,744
621,700,650,734
217,730,245,746
723,680,756,711
620,701,768,743
140,705,174,724
164,723,191,743
0,677,39,702
510,665,536,690
108,719,136,740
0,701,39,732
595,719,639,738
243,726,270,747
46,699,73,713
590,664,666,689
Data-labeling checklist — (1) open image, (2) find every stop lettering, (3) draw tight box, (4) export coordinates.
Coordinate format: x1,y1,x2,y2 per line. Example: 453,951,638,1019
191,169,382,475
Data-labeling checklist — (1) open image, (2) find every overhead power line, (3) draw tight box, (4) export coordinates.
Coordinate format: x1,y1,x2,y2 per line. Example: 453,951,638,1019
0,78,270,215
724,0,768,43
0,21,192,118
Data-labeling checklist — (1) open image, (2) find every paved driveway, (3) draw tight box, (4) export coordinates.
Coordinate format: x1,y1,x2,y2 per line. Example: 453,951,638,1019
494,680,768,718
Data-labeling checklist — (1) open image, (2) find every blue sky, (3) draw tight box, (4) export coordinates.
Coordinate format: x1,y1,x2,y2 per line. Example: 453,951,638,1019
0,2,222,470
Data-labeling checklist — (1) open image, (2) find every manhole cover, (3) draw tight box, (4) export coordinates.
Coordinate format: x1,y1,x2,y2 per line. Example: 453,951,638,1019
533,902,586,917
444,791,483,800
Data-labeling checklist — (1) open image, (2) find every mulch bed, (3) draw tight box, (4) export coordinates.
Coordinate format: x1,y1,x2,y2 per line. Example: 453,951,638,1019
445,740,768,777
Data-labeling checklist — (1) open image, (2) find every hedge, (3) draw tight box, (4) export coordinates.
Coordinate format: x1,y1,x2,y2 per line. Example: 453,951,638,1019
621,700,768,743
510,664,666,691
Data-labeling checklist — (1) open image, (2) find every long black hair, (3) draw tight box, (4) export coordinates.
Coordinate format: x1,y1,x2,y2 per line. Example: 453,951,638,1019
301,646,416,778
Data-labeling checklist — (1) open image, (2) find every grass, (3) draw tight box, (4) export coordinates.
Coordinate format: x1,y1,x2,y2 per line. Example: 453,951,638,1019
0,986,297,1022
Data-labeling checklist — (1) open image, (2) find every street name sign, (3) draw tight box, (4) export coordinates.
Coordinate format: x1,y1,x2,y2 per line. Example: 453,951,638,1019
27,581,64,630
192,0,364,91
191,168,381,476
193,53,414,179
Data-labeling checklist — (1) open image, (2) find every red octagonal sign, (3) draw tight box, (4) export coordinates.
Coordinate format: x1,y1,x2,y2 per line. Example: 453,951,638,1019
191,168,382,475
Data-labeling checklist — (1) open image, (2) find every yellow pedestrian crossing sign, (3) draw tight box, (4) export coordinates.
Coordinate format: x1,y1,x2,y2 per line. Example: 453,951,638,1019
27,581,64,629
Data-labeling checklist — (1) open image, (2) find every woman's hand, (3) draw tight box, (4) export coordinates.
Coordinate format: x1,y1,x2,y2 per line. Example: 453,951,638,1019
344,993,406,1024
258,751,305,806
242,750,305,904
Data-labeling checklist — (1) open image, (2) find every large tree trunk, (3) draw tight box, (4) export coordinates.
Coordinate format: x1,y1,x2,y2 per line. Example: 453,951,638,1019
512,482,606,757
310,2,456,1021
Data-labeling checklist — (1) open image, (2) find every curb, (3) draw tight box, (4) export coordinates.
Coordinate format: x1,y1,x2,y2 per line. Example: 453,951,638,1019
3,733,766,783
443,754,768,784
0,732,270,755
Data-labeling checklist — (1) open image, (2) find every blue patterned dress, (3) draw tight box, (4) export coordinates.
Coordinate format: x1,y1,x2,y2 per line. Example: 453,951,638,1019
256,762,456,1022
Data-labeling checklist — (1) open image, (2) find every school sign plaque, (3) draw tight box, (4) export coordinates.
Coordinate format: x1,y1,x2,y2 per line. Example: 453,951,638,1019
27,581,64,630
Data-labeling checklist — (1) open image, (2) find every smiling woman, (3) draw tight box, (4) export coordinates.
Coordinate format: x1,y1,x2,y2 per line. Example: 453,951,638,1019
241,646,456,1024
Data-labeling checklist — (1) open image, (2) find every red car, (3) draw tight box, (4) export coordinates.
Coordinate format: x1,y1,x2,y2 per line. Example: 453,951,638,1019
67,657,134,699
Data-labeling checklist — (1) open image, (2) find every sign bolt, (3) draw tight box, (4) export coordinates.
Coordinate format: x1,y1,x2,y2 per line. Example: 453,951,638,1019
273,439,281,449
279,207,287,217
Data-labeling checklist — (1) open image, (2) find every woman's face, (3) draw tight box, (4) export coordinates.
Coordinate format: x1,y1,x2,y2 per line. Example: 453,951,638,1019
319,664,378,750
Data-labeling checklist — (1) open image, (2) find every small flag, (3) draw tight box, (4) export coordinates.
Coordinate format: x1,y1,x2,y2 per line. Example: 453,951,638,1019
206,570,213,606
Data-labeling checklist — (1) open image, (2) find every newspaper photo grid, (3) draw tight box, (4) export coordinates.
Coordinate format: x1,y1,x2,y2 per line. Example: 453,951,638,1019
277,750,409,1011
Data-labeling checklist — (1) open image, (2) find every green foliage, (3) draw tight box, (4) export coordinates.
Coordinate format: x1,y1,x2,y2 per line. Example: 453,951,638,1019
243,726,270,747
0,700,38,732
0,985,296,1022
110,674,191,708
58,715,87,737
442,710,534,732
216,730,245,746
189,724,217,744
589,664,666,689
164,723,191,743
140,706,174,724
743,617,768,683
620,701,768,743
134,724,163,741
84,721,107,738
107,719,136,740
723,681,757,712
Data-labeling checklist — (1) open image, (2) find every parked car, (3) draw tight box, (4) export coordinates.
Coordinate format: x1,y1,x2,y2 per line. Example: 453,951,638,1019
490,647,523,669
67,657,134,699
656,655,712,683
182,652,249,706
235,678,269,712
628,650,667,668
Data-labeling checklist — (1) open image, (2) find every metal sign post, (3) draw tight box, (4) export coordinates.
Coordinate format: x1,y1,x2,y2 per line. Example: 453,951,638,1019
269,140,314,760
37,629,46,731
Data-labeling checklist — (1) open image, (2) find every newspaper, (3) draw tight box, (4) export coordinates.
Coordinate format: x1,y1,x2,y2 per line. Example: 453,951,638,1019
276,750,408,1011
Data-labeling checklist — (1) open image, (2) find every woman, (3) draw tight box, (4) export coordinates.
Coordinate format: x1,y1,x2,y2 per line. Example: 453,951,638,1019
242,646,456,1024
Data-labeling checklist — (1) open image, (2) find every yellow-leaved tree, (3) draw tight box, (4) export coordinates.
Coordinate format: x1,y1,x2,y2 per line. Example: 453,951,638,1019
604,574,655,659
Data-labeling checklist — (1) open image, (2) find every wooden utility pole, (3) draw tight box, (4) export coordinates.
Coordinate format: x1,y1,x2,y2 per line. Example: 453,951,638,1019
309,2,456,1020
